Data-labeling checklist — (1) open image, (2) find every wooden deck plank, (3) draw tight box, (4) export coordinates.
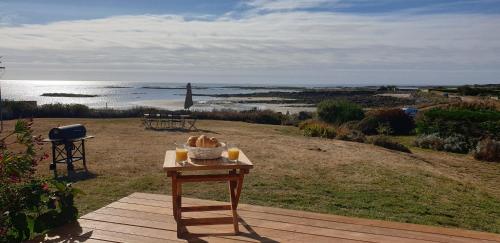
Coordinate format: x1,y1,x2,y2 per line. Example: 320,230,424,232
91,207,366,243
81,211,368,243
46,193,500,243
33,223,167,243
128,192,500,242
81,211,339,242
117,196,495,243
99,202,458,243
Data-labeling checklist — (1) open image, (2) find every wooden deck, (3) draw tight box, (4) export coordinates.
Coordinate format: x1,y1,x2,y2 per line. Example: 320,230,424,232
43,193,500,242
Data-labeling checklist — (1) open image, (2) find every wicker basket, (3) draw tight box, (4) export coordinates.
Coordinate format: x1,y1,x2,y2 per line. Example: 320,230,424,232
186,143,226,159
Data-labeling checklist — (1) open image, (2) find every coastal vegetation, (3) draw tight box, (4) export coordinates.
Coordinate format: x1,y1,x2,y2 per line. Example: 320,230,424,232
357,108,415,135
413,101,499,161
1,101,286,124
297,98,499,162
299,100,412,153
430,84,500,97
317,100,364,124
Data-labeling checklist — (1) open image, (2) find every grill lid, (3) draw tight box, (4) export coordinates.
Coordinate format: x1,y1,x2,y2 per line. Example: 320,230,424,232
49,124,87,140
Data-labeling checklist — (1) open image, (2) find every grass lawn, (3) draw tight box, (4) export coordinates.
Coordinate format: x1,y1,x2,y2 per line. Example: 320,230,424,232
10,118,500,234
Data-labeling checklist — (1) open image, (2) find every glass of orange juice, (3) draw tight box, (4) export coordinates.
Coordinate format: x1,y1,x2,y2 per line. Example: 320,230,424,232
175,143,188,165
227,144,240,162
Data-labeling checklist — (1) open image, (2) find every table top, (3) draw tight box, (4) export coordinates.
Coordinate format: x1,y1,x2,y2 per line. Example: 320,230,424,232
163,149,253,172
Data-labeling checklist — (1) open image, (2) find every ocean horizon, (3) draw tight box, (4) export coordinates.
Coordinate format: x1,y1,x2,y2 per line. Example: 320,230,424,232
0,80,312,112
0,79,438,112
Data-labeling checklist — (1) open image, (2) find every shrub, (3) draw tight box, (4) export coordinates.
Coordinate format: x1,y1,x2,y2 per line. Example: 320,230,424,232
299,120,337,139
317,100,364,124
1,100,37,119
414,133,475,154
1,101,288,125
281,111,314,126
37,103,91,118
446,101,499,111
369,135,412,153
335,124,366,143
442,134,475,154
193,109,283,125
357,108,415,135
0,120,81,242
297,111,313,121
414,133,444,150
474,138,500,162
376,122,393,136
416,107,499,140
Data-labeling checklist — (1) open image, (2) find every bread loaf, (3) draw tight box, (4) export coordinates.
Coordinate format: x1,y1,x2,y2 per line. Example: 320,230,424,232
187,136,197,147
210,137,220,147
195,135,218,148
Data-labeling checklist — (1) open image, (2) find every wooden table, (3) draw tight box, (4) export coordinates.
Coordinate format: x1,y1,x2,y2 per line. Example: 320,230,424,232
163,150,253,238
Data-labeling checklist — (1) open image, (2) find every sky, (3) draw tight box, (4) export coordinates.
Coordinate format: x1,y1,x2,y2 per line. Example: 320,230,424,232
1,0,500,85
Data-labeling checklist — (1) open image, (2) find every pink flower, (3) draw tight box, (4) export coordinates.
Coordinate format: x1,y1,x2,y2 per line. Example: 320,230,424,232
41,183,49,191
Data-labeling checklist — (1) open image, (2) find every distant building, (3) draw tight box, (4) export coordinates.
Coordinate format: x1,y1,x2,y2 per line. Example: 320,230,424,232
402,107,418,118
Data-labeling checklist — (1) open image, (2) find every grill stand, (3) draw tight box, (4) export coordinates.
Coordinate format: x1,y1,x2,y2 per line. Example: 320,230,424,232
44,136,93,178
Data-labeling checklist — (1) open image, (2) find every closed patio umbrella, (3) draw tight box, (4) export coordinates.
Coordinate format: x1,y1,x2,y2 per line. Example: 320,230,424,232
184,83,193,110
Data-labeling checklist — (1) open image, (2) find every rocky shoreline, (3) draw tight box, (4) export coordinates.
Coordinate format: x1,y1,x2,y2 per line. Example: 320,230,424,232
194,89,417,108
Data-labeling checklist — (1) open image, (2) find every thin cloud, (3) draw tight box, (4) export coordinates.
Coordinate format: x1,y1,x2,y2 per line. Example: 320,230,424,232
0,0,499,84
244,0,338,11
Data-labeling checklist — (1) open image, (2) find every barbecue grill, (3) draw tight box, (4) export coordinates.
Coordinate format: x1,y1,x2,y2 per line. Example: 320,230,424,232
44,124,94,177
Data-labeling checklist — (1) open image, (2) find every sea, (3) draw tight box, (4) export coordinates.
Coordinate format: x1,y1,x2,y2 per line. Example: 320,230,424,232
0,80,310,112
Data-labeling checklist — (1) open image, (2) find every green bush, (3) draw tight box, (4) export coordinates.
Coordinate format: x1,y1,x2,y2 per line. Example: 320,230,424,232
299,120,337,139
416,107,500,140
357,108,415,135
1,100,37,119
37,103,91,118
317,100,364,124
474,138,500,162
369,135,412,153
0,120,82,242
414,133,475,154
414,133,445,150
420,108,500,123
442,134,475,154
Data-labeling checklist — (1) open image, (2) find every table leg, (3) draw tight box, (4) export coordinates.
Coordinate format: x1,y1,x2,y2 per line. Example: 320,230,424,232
235,174,244,209
171,173,178,221
172,172,184,238
177,181,182,220
229,170,244,234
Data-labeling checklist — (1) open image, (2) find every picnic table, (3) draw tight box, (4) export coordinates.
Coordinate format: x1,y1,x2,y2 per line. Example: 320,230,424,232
142,113,197,130
163,149,253,238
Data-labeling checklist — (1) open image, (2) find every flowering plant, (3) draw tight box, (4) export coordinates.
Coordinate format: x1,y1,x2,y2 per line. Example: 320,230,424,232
0,120,82,242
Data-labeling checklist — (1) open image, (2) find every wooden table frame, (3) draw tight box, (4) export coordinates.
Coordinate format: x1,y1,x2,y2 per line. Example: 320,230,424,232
163,150,253,238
